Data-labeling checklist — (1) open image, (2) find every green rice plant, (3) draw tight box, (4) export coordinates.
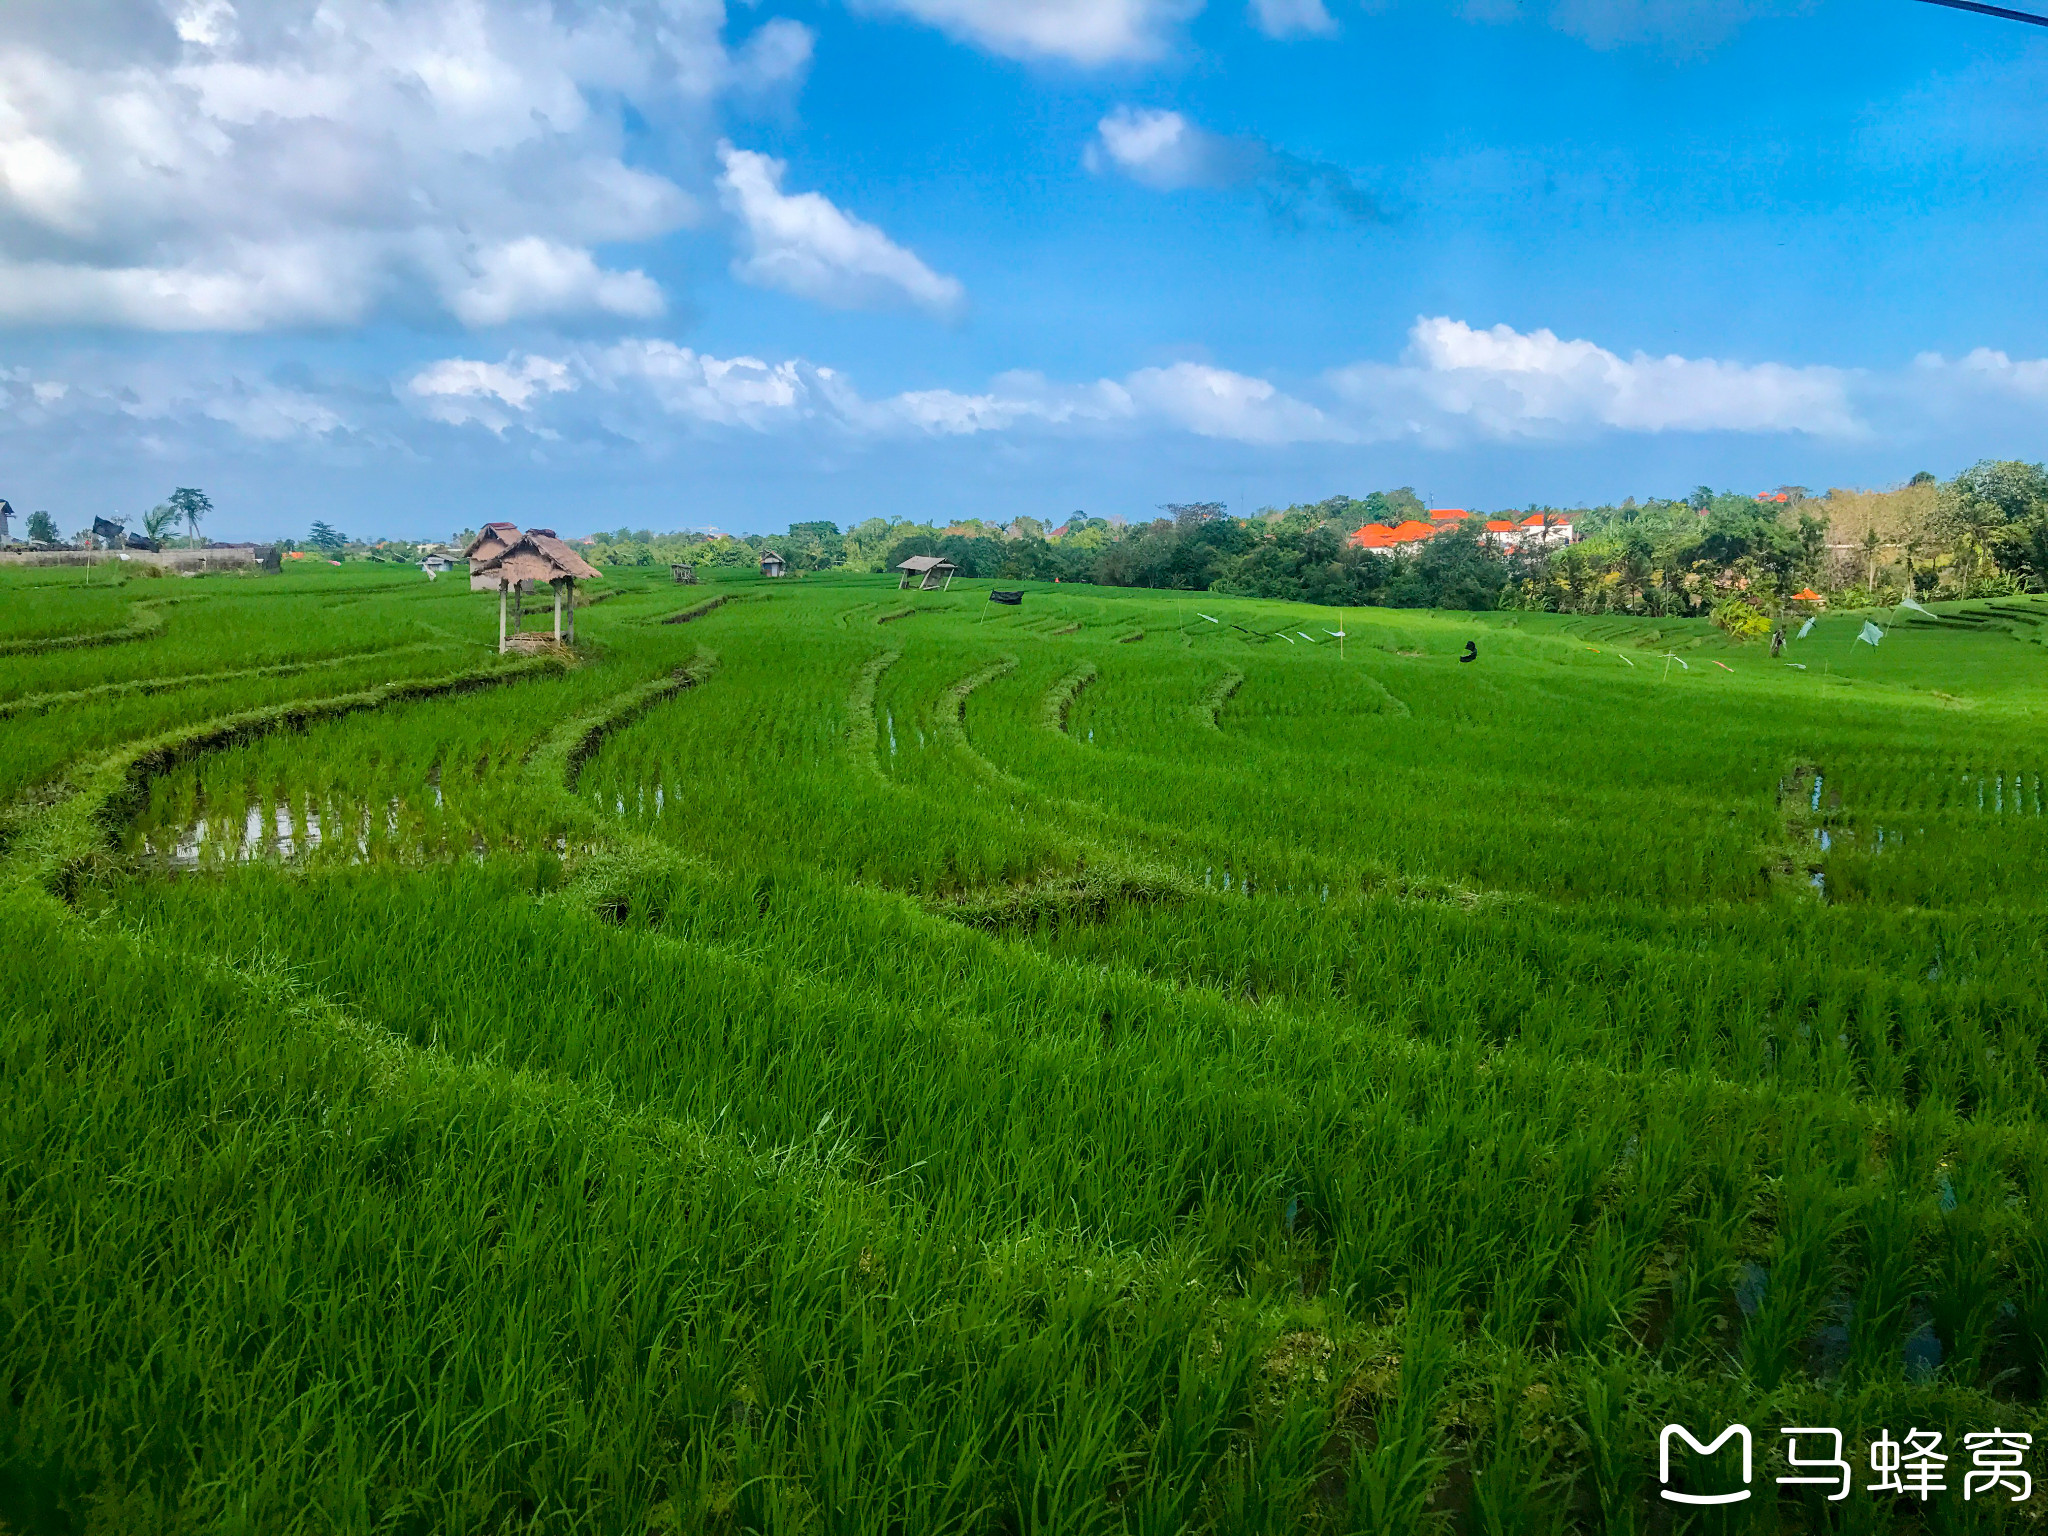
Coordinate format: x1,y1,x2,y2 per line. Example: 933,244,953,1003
3,567,2046,1531
1344,1302,1458,1534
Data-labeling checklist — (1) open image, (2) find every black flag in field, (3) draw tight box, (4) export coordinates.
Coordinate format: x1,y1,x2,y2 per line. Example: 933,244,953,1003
989,590,1023,605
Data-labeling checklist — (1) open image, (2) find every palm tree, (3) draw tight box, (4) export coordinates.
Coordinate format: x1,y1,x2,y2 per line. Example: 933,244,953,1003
144,503,181,543
168,487,212,543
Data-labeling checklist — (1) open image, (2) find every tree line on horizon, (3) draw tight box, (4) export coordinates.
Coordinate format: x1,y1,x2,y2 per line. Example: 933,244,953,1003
575,460,2048,623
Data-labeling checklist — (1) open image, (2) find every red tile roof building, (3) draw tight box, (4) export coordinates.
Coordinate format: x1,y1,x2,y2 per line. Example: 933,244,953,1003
1350,511,1578,551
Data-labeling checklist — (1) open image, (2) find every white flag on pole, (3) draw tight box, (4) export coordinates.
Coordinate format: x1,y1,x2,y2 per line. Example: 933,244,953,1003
1859,621,1885,646
1197,612,1220,623
1796,617,1815,639
1663,654,1689,670
1899,595,1932,616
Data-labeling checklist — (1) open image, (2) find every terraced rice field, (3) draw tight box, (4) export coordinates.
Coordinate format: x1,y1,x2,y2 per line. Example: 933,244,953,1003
3,561,2046,1533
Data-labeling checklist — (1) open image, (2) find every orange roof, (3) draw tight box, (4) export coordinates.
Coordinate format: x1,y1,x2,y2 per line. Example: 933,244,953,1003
1349,523,1401,549
1485,519,1517,532
1388,519,1437,542
1790,587,1823,601
1428,508,1470,521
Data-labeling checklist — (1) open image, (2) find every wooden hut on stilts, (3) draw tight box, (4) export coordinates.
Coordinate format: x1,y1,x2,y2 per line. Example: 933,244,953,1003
896,555,958,591
471,528,603,652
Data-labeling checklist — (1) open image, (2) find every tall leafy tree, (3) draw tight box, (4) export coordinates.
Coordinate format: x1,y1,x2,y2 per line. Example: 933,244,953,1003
25,510,57,544
308,520,345,553
143,503,181,542
1996,514,2048,591
168,487,212,542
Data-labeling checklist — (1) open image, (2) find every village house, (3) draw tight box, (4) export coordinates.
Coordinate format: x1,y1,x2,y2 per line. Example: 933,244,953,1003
1517,513,1579,547
1349,508,1578,553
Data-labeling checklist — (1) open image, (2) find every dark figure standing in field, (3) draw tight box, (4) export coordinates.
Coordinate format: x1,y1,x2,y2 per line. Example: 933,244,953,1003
1460,640,1478,663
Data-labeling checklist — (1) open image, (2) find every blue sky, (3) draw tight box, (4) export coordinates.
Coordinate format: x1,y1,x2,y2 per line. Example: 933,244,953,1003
2,0,2046,542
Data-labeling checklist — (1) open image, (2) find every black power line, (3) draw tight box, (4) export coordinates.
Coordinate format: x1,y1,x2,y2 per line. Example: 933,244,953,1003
1913,0,2048,25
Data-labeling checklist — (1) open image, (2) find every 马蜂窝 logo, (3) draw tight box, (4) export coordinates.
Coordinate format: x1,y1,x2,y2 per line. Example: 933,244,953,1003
1659,1425,1752,1505
1660,1425,2033,1505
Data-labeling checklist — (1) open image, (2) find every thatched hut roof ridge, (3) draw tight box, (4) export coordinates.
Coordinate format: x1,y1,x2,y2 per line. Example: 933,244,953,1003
461,522,520,560
473,528,601,585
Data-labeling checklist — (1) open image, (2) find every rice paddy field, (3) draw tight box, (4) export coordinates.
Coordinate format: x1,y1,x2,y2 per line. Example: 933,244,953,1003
4,560,2047,1534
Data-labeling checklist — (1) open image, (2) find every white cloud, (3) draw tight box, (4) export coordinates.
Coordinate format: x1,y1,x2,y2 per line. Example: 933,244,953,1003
408,353,578,431
199,381,346,441
1329,317,1860,440
715,142,965,315
729,18,816,94
858,0,1782,57
1248,0,1337,38
0,0,810,331
852,0,1200,65
593,339,810,430
1125,361,1342,443
396,321,1862,450
1086,106,1381,221
1913,347,2048,402
446,239,664,329
0,352,360,448
400,341,1335,445
1087,108,1222,190
26,317,2020,471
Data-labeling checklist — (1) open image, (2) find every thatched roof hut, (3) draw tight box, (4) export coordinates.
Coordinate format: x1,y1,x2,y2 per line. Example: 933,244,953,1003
472,527,603,650
759,550,787,578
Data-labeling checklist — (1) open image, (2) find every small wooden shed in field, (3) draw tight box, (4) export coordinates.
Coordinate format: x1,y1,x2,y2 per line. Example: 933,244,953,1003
672,563,697,585
759,551,787,578
897,555,957,591
472,527,603,651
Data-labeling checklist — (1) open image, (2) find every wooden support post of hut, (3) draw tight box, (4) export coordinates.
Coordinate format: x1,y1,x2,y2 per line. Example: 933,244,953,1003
672,563,697,585
471,528,603,652
895,555,958,591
